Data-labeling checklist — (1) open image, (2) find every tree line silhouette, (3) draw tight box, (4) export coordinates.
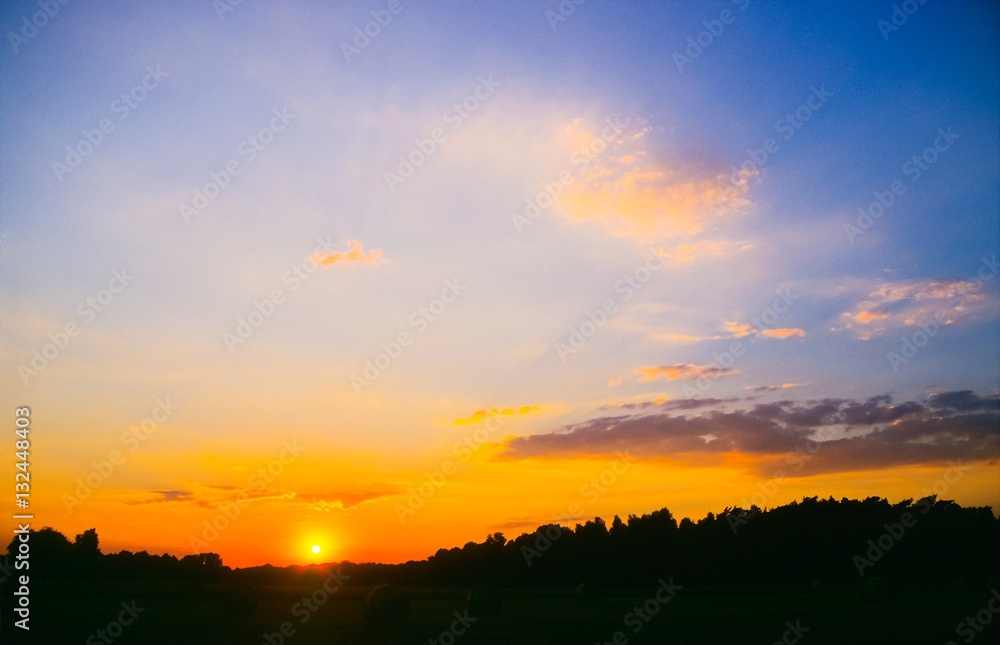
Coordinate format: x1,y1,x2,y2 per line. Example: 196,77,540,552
4,496,997,590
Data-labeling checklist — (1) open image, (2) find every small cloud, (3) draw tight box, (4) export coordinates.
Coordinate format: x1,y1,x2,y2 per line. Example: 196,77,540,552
451,405,541,426
314,240,385,267
744,383,808,392
656,240,752,264
608,377,622,387
853,310,889,324
652,318,803,345
651,332,723,343
605,396,737,410
722,321,805,340
724,321,754,338
636,363,739,382
126,490,195,505
294,491,392,510
760,328,806,339
605,395,669,409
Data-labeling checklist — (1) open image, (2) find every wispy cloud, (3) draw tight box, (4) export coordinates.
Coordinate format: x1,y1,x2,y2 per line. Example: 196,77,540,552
129,484,295,509
450,405,541,426
724,321,754,338
760,328,806,339
655,239,753,264
603,396,738,411
744,383,809,392
655,321,805,344
125,490,195,505
652,332,718,343
836,279,987,339
552,118,755,242
294,491,393,510
636,363,740,381
314,240,385,267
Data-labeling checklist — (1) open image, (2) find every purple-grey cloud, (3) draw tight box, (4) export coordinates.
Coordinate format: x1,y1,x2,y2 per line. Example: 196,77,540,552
501,392,1000,476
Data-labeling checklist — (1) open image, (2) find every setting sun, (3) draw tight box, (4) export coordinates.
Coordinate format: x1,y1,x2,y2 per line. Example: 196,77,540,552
311,545,321,555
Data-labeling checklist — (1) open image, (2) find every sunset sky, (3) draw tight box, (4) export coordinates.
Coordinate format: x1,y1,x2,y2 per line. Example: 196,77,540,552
2,1,998,568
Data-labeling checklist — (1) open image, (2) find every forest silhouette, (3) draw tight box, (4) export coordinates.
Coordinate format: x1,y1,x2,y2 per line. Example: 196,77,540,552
4,495,996,588
3,494,999,644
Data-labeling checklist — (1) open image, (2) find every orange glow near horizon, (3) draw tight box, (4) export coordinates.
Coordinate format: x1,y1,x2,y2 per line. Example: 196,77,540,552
10,429,999,569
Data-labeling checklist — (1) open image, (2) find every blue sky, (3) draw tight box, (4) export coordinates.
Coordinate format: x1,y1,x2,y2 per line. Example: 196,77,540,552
1,0,997,565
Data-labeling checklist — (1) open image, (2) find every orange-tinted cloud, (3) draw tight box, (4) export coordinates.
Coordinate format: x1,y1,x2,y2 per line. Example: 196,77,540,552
725,322,804,340
656,239,753,264
837,279,987,339
652,332,715,343
761,328,806,339
656,322,804,345
294,491,393,510
853,310,889,324
125,490,194,505
636,363,739,381
315,240,385,266
553,118,755,241
451,405,541,426
724,321,754,338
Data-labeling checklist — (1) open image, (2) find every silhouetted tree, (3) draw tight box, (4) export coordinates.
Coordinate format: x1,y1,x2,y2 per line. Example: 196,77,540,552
3,497,997,591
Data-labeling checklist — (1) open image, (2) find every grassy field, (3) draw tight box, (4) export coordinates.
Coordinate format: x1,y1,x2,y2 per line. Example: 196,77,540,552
5,580,998,644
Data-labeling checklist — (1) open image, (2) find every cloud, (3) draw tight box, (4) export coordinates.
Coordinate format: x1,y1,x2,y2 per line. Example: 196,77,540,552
760,328,806,339
604,395,668,409
655,239,753,264
604,396,738,411
187,487,292,509
655,322,805,345
836,279,987,339
744,383,809,392
724,321,754,338
724,321,805,340
314,240,385,267
500,392,1000,476
125,489,195,505
636,363,739,381
451,405,541,426
294,491,392,510
652,332,719,343
552,118,755,242
138,484,295,509
608,377,622,387
928,390,1000,412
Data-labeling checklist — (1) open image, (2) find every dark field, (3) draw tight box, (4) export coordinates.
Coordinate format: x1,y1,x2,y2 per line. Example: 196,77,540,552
10,580,999,645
